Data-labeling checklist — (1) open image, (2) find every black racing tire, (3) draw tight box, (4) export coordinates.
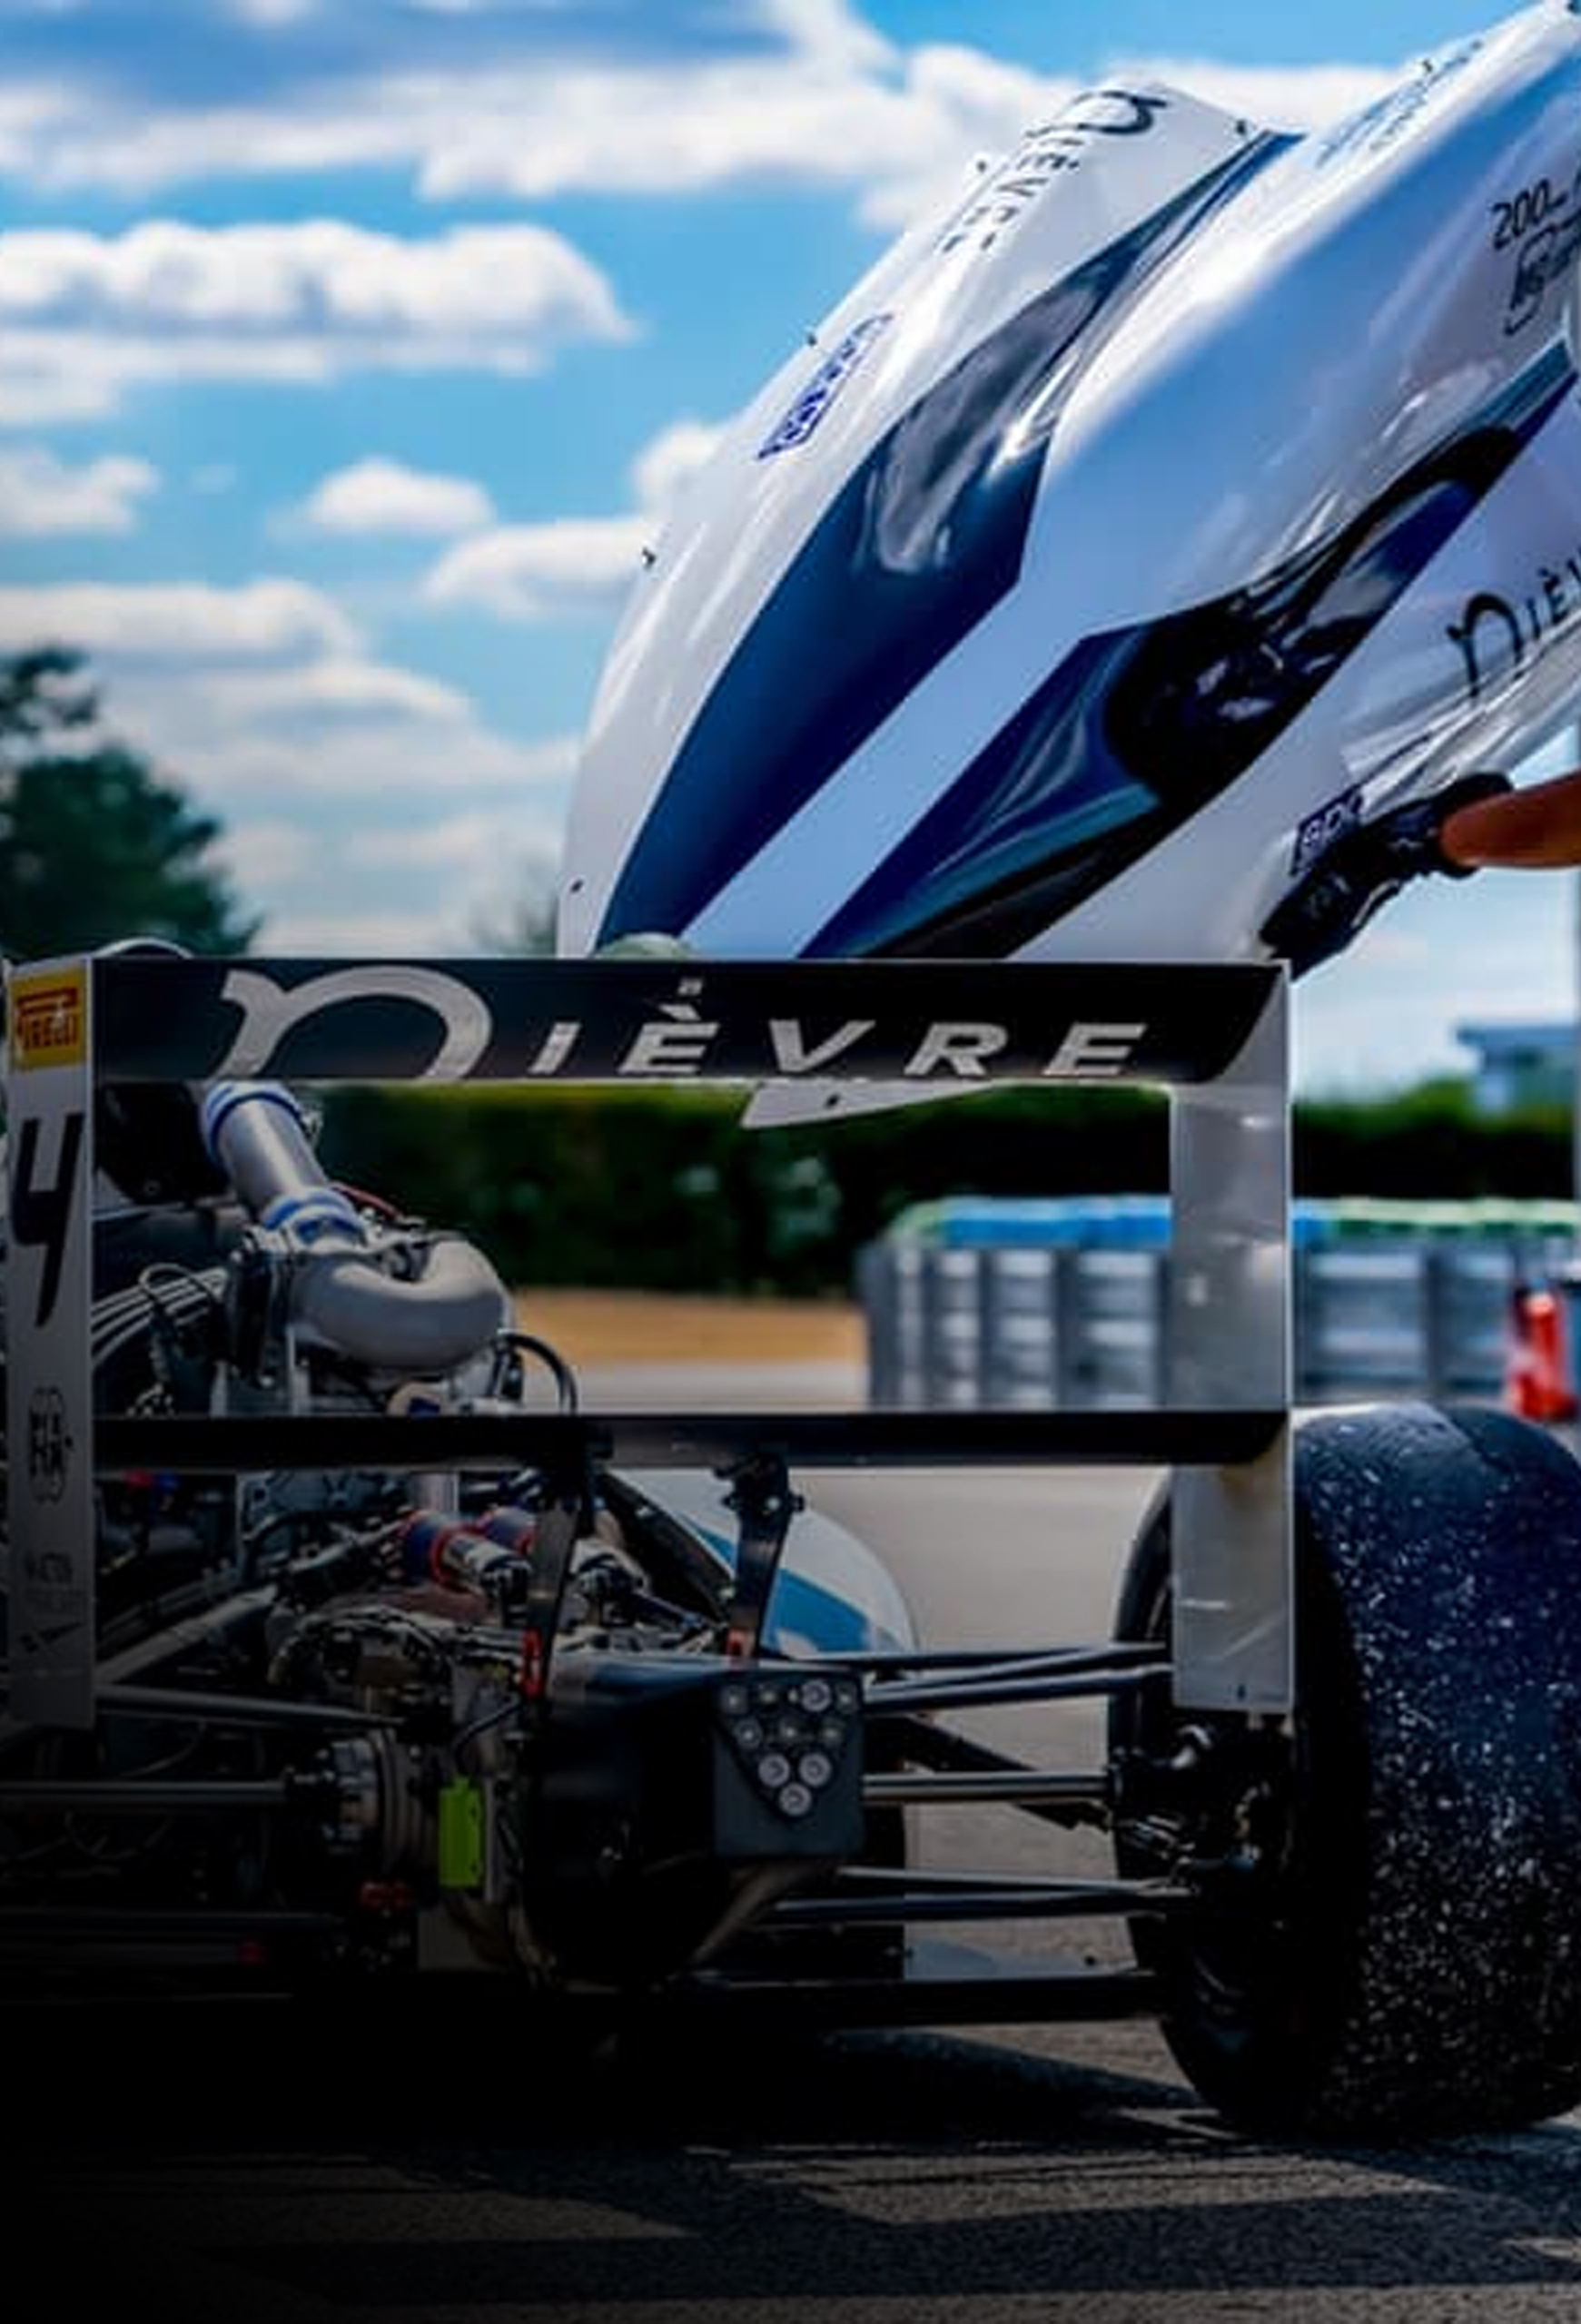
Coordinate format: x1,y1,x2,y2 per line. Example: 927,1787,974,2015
1112,1401,1581,2137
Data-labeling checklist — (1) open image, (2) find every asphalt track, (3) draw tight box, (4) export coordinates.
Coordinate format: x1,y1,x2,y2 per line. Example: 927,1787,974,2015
11,1365,1581,2322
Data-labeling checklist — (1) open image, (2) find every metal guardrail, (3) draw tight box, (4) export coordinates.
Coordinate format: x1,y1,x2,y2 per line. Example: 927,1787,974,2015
859,1236,1574,1409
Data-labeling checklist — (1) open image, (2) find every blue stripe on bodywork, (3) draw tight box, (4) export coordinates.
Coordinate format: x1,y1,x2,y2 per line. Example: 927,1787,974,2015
690,1520,907,1656
763,1567,902,1656
809,344,1575,960
598,133,1293,949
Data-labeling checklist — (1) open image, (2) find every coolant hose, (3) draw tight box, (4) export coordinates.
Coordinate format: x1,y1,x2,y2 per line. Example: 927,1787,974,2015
202,1079,509,1372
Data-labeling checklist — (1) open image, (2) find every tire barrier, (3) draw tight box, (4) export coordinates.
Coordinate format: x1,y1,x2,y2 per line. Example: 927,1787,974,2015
860,1233,1579,1410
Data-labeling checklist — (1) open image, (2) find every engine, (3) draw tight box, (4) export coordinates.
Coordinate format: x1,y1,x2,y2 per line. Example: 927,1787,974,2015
0,1072,868,1995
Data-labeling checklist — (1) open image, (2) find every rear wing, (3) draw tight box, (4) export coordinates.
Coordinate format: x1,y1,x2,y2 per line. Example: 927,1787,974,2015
3,952,1290,1728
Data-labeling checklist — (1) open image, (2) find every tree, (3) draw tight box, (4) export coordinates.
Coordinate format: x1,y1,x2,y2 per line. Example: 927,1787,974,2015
0,645,258,960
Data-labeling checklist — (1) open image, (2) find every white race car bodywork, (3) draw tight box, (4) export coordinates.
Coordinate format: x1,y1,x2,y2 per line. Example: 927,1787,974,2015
560,1,1581,1021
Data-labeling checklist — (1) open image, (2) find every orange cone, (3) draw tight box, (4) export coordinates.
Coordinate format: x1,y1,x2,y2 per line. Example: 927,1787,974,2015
1506,1284,1579,1422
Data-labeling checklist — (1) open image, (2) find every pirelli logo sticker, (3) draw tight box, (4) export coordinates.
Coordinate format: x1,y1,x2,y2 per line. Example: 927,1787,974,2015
9,968,88,1071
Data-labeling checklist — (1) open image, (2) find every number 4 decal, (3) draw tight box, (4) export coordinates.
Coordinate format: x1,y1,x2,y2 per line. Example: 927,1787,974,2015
10,1109,85,1330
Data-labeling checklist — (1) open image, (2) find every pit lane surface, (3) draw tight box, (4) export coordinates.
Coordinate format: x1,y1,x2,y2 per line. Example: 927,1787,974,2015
11,1374,1581,2324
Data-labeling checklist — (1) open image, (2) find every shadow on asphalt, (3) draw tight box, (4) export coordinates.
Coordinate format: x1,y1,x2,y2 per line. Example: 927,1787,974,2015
5,1987,1187,2148
9,1998,1581,2322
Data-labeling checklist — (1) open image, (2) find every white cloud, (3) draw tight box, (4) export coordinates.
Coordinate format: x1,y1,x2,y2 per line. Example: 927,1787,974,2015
0,443,159,534
216,817,318,889
0,566,581,945
234,896,505,954
299,455,497,537
212,793,569,953
758,0,894,78
0,219,597,331
0,576,359,660
630,418,726,513
0,85,81,185
91,640,578,809
423,513,652,622
353,803,562,884
0,220,634,424
362,807,568,940
0,362,126,428
0,10,1403,241
0,24,916,202
168,711,576,817
423,414,726,623
406,52,994,217
0,573,572,793
181,655,475,727
349,804,567,948
1104,54,1398,135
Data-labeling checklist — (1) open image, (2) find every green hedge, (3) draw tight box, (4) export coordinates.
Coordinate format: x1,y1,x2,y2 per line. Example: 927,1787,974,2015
1294,1078,1573,1199
314,1078,1575,1296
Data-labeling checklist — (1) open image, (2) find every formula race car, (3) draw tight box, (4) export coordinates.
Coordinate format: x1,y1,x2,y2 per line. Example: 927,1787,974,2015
12,0,1581,2142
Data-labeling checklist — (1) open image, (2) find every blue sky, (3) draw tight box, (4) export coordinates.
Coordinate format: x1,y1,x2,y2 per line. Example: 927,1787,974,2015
0,0,1570,1094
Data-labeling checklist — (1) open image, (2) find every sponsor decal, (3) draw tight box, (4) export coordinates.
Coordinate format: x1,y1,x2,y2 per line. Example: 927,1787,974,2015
1504,213,1581,335
9,966,86,1070
215,963,493,1079
1315,39,1482,165
1491,167,1581,337
1291,785,1364,875
26,1387,70,1504
608,1009,1150,1081
757,314,892,458
1448,543,1581,706
216,962,1153,1083
17,1537,87,1636
9,1108,85,1329
938,90,1172,260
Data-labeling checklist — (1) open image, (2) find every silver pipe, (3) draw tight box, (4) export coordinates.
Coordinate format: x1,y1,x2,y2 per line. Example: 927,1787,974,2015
203,1079,367,1248
291,1236,510,1374
203,1079,509,1370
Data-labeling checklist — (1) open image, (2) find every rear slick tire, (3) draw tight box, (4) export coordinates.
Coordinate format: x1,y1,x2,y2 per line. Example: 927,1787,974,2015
1112,1401,1581,2137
